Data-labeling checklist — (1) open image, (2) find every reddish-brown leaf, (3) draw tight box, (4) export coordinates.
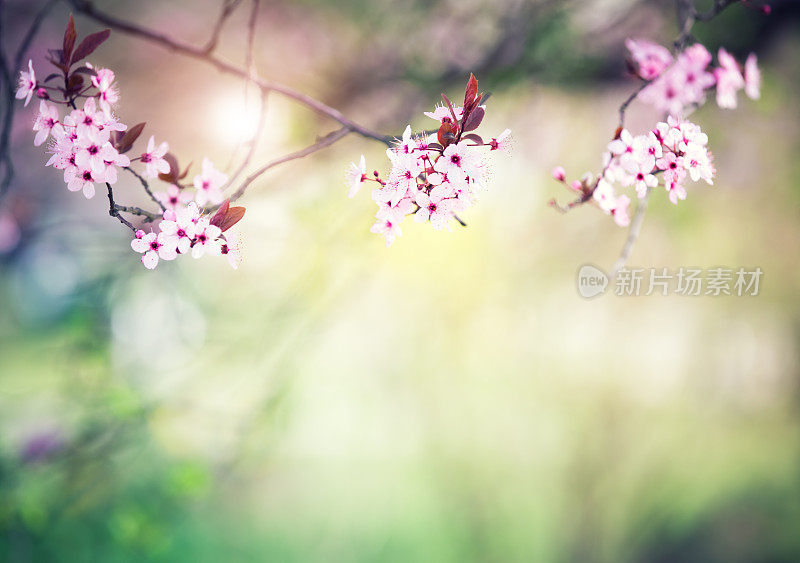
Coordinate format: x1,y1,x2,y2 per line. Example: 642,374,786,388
462,106,484,132
210,200,230,224
158,153,180,183
71,66,98,77
210,200,246,232
71,29,111,65
115,122,146,154
462,133,484,145
437,121,457,147
66,74,84,94
179,162,193,180
63,15,77,65
464,73,478,108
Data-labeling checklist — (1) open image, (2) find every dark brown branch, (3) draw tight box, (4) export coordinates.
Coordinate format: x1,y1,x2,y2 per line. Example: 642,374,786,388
1,0,60,199
123,166,165,211
106,183,136,230
68,0,393,146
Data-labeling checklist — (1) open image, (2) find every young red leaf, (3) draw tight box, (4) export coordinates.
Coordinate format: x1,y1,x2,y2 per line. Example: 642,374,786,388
66,74,84,95
115,122,146,154
464,73,478,108
63,15,77,65
71,66,98,77
437,121,457,147
179,162,193,180
462,133,484,145
210,200,246,232
158,153,180,183
210,200,230,225
216,206,246,233
462,106,484,132
71,29,111,64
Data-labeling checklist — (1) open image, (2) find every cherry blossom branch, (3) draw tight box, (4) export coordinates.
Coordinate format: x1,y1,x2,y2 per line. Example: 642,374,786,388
106,183,135,230
66,0,394,146
203,0,244,54
610,187,651,279
1,0,59,197
608,0,741,273
124,166,165,212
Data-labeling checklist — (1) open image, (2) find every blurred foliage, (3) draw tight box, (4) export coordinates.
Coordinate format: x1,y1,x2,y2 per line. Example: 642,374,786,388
1,0,800,561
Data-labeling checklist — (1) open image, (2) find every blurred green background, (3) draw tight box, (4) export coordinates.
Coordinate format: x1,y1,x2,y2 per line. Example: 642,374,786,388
1,0,800,561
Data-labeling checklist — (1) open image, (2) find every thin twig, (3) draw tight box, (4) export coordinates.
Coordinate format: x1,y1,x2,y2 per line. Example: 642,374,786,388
68,0,393,146
224,89,268,191
224,126,352,206
123,166,165,211
1,0,59,199
203,0,244,54
609,187,650,278
106,183,136,230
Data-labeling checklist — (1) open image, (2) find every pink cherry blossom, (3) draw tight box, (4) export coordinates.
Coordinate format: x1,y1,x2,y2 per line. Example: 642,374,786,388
552,166,566,182
714,48,745,109
32,100,61,147
89,66,119,114
190,217,222,258
423,104,464,124
414,186,454,231
140,135,170,178
193,157,227,206
744,53,760,100
156,184,193,210
220,235,243,269
489,129,513,152
15,60,36,106
64,163,99,199
346,154,367,198
608,129,634,156
370,217,402,247
158,208,197,254
131,229,177,269
612,194,631,227
435,141,482,180
667,180,687,205
626,38,673,80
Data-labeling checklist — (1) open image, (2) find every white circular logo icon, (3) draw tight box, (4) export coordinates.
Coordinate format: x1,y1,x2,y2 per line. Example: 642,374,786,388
576,264,608,298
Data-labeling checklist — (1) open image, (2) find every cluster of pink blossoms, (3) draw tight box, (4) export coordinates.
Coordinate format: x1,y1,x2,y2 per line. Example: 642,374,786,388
130,202,242,270
554,116,714,226
346,74,511,246
627,39,761,113
551,34,762,228
16,17,246,270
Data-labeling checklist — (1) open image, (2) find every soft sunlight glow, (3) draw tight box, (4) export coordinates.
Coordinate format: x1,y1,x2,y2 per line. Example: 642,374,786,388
214,92,261,145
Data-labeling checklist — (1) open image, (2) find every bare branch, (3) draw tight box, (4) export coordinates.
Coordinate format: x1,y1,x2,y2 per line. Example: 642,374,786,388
106,183,136,230
225,126,352,206
68,0,393,146
224,89,268,191
123,166,165,212
610,187,650,279
203,0,245,54
1,0,59,199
